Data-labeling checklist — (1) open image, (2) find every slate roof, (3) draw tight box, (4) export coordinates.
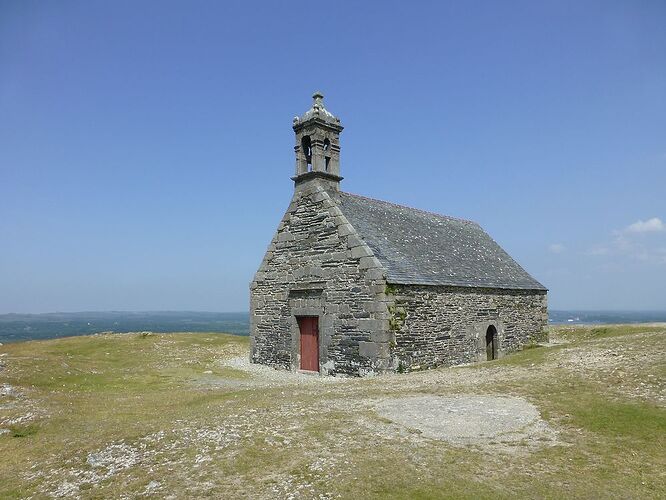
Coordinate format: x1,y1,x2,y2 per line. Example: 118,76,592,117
338,192,546,291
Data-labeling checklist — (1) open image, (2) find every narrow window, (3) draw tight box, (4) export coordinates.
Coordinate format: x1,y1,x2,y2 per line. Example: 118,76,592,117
323,139,330,172
301,135,312,171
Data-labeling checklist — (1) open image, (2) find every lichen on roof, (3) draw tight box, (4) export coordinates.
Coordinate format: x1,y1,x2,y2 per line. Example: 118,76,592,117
339,192,546,290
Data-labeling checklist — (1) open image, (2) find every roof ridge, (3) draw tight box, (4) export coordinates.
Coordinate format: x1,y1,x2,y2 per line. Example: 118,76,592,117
340,191,477,225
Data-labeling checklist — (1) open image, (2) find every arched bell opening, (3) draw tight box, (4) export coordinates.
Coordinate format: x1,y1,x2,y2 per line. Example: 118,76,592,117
301,135,312,172
323,138,331,172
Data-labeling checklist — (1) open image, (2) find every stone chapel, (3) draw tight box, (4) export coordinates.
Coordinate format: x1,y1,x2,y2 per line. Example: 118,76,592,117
250,93,548,376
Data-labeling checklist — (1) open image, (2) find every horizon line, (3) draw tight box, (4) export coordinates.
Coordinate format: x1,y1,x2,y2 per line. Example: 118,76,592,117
2,308,666,316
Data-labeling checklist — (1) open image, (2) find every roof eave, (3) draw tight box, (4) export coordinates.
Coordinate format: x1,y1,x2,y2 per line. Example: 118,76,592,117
385,278,548,292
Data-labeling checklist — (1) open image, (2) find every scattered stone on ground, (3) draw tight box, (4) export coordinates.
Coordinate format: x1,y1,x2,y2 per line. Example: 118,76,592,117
216,356,348,388
144,480,162,494
553,332,665,405
30,420,252,498
0,381,46,427
0,383,18,397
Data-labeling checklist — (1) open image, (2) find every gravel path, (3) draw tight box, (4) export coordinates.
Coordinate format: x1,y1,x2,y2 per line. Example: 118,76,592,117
217,356,349,387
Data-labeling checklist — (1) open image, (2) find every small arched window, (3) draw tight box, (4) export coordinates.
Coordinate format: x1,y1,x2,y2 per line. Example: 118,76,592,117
301,135,312,171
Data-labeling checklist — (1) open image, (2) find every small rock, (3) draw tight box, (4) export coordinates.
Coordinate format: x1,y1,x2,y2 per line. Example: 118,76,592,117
87,453,103,467
0,384,18,397
145,480,161,492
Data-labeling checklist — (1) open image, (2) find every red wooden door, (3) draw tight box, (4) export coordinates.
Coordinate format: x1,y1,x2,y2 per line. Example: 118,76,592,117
298,317,319,372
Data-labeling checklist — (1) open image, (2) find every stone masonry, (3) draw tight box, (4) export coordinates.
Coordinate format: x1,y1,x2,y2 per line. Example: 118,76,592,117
250,93,548,376
250,182,391,376
388,285,548,371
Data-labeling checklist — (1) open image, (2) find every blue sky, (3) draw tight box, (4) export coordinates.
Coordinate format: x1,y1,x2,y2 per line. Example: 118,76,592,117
1,0,665,313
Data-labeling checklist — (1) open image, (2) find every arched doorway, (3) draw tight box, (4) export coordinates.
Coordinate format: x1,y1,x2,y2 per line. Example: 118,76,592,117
485,325,498,361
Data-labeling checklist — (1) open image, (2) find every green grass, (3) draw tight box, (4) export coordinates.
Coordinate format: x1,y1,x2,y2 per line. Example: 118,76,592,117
566,392,665,440
495,343,557,366
8,424,39,438
553,323,665,342
1,326,664,498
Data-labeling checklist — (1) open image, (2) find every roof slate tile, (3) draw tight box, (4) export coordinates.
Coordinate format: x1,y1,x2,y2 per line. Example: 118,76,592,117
339,192,546,291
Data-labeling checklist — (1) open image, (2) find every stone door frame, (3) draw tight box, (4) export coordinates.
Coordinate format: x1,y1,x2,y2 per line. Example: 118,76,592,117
289,307,333,373
470,320,505,362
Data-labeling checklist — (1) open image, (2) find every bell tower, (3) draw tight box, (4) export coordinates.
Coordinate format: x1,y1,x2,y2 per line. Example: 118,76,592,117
292,92,344,190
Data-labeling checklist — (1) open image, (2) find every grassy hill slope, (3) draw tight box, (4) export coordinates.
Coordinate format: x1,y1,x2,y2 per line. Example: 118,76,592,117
1,325,664,498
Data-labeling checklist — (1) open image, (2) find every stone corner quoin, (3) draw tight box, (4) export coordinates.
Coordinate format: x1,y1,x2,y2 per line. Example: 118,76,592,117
249,92,548,377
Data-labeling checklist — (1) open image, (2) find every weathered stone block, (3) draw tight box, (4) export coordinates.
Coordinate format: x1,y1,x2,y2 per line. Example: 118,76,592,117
351,245,373,258
345,234,364,248
327,206,343,217
311,191,329,203
370,329,392,343
337,224,354,237
359,341,389,359
358,256,381,269
364,268,385,280
357,318,386,332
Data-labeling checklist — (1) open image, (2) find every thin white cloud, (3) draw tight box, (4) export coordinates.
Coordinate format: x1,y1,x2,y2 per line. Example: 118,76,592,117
584,216,665,265
625,217,664,233
548,243,565,254
586,219,666,265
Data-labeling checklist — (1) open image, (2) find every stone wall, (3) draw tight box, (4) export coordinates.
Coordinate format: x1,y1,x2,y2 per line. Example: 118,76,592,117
387,284,548,371
251,178,548,377
250,179,391,376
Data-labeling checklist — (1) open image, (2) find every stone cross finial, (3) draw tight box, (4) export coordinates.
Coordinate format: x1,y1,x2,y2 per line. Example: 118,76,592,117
312,91,324,107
